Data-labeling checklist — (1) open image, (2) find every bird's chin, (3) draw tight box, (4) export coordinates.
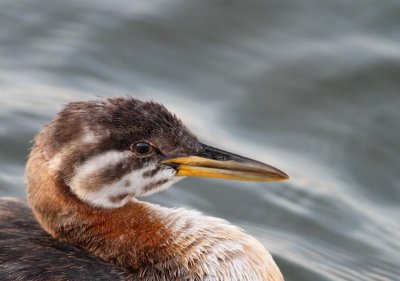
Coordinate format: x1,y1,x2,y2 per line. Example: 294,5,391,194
138,175,185,198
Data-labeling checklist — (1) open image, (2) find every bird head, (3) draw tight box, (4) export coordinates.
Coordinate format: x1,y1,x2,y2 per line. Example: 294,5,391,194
42,98,288,208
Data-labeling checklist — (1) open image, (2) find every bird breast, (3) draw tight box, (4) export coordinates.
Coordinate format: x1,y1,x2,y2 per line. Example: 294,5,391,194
143,203,284,281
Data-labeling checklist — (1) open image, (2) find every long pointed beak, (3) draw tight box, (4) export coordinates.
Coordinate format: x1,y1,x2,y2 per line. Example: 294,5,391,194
161,143,289,182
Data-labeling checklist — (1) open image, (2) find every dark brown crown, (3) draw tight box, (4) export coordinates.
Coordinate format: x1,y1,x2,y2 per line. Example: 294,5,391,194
33,97,202,195
48,97,201,154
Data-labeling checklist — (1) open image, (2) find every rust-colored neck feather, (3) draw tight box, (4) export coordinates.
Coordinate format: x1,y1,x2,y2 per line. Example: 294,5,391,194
26,125,284,281
26,135,174,273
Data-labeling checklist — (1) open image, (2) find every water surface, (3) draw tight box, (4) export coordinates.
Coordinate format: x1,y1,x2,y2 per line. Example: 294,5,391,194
1,1,400,280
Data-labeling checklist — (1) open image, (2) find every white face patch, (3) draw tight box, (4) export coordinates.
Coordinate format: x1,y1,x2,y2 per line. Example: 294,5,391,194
70,150,128,183
69,150,182,208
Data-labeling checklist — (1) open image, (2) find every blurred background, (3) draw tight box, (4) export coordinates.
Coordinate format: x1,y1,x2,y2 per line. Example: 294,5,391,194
1,0,399,280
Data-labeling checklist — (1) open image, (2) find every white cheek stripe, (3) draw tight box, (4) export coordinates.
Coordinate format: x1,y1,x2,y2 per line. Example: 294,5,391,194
70,150,130,187
78,167,179,208
69,150,181,208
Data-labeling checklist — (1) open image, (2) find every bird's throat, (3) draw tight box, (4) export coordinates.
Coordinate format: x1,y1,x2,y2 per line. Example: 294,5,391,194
26,143,175,272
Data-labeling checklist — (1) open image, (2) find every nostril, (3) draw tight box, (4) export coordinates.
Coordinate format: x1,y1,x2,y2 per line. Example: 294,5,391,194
215,155,226,161
206,152,227,161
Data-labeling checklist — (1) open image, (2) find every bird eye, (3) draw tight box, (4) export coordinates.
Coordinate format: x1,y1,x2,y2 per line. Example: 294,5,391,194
132,142,154,156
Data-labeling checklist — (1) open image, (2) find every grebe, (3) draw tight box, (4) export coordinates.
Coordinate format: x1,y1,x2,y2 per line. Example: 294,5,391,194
0,98,288,281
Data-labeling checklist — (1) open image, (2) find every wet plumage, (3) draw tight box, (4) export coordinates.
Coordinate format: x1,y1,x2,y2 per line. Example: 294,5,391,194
0,199,133,281
0,98,288,280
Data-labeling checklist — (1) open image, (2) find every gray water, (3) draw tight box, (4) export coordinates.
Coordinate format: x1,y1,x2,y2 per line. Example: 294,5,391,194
1,1,400,280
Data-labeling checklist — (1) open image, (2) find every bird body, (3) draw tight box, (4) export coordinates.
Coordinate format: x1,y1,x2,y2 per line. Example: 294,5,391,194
0,98,287,280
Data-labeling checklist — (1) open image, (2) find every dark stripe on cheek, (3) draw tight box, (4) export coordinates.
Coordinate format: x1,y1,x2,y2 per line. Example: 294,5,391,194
142,166,161,178
77,156,139,192
142,179,169,194
109,192,134,204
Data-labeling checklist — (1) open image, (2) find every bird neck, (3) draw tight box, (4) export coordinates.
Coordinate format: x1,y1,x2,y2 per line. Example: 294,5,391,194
26,142,175,271
25,136,284,281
